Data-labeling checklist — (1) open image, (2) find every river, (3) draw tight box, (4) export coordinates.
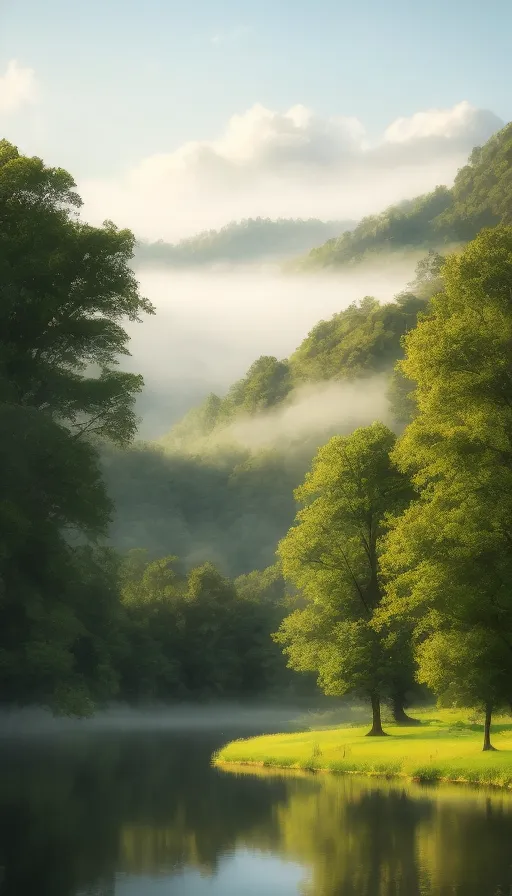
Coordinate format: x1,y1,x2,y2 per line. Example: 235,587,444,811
0,712,511,895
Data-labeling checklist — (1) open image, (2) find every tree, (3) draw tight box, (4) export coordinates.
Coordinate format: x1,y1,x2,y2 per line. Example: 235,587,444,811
416,629,510,751
275,423,412,735
224,356,292,417
0,405,115,713
0,140,153,712
380,226,512,750
0,139,154,444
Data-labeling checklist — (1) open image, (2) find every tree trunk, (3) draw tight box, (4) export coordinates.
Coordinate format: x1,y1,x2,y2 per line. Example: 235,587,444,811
391,693,421,726
366,693,388,736
483,702,497,752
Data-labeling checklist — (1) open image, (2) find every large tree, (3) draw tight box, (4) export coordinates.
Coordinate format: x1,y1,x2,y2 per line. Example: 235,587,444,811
380,226,512,749
0,140,153,712
275,422,412,735
0,138,153,443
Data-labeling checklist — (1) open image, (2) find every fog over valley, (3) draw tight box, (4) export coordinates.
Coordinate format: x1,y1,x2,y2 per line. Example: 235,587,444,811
124,260,417,440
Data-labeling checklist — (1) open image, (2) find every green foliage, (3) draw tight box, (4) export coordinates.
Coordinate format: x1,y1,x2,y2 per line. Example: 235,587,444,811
224,356,292,415
306,186,453,268
304,123,512,268
380,226,512,742
289,293,425,383
0,140,151,713
116,552,295,700
416,630,511,714
133,216,355,266
0,140,154,446
275,424,412,726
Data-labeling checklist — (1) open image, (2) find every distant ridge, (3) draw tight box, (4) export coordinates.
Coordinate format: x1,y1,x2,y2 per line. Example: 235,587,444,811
133,216,356,267
301,122,512,268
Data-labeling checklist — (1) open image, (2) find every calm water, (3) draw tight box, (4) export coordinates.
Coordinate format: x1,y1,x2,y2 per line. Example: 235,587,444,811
1,722,512,895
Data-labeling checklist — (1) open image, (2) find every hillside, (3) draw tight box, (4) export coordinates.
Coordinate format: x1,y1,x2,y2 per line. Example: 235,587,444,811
104,253,442,575
303,121,512,268
133,217,355,267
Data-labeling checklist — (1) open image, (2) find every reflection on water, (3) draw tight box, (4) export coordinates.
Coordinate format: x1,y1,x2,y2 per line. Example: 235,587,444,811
0,729,511,895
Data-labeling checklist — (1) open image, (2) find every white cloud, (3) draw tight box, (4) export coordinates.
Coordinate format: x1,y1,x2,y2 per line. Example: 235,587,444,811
0,60,37,114
384,101,494,144
79,100,503,242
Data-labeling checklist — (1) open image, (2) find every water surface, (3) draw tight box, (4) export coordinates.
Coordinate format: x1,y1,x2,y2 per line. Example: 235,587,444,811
1,721,512,895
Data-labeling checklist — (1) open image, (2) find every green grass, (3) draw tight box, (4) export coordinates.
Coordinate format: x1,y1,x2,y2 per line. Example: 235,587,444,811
214,708,512,788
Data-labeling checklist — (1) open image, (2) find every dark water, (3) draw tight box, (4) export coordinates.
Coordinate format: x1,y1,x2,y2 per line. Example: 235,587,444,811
1,722,512,895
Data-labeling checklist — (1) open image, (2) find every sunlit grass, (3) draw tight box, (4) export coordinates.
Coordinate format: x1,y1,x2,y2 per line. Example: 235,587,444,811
213,708,512,788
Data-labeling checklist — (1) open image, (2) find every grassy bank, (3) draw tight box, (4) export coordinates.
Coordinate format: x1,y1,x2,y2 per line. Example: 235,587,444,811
214,708,512,788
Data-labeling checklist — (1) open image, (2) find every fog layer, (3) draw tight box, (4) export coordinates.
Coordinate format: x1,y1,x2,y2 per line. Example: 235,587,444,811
124,261,417,439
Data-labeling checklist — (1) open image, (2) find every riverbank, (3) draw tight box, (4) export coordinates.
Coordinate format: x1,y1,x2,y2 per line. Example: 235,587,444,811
214,708,512,788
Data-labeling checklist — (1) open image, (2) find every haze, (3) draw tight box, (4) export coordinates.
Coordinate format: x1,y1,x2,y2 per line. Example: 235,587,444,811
124,261,417,440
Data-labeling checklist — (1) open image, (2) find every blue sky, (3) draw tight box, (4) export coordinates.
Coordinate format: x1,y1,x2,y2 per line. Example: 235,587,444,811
1,0,509,238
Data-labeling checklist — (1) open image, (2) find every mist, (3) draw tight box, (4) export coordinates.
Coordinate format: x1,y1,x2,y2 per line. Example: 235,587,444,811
123,259,417,440
0,703,318,738
225,379,392,452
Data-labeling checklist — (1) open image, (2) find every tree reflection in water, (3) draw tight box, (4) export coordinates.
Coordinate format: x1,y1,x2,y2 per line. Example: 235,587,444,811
0,733,511,896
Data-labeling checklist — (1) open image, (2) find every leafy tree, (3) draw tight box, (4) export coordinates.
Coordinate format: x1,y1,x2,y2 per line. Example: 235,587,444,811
416,629,510,750
380,226,512,749
223,356,292,417
116,552,293,701
275,423,412,735
0,405,116,713
0,139,154,444
0,140,152,712
289,294,424,384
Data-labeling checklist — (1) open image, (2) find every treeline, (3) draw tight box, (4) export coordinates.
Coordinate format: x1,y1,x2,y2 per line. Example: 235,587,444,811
133,216,355,267
276,226,512,749
303,121,512,268
0,140,303,714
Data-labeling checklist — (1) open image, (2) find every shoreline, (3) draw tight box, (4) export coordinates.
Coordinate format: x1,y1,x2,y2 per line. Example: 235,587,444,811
213,708,512,790
214,758,512,790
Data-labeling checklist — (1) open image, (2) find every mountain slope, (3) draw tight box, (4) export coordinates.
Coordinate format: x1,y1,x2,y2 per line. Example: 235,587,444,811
133,217,356,267
104,254,442,576
303,122,512,268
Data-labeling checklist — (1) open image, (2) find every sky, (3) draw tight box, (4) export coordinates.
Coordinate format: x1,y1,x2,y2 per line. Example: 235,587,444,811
0,0,510,239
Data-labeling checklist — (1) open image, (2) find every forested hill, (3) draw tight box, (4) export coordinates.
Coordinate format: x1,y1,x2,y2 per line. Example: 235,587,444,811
302,121,512,269
104,252,443,576
158,250,442,453
133,217,355,267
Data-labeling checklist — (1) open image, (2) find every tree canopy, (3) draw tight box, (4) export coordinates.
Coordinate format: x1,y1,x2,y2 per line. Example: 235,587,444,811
275,423,412,734
380,226,512,748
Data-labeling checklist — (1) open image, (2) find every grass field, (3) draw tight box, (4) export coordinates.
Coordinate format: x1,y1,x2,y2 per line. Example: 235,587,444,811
214,708,512,788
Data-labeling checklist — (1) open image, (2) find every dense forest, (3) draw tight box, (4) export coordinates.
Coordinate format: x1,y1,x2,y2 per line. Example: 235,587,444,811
133,217,355,267
303,121,512,269
2,118,512,745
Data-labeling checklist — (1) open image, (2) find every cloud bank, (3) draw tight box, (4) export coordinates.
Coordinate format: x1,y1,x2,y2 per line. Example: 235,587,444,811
80,100,503,241
0,60,37,114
